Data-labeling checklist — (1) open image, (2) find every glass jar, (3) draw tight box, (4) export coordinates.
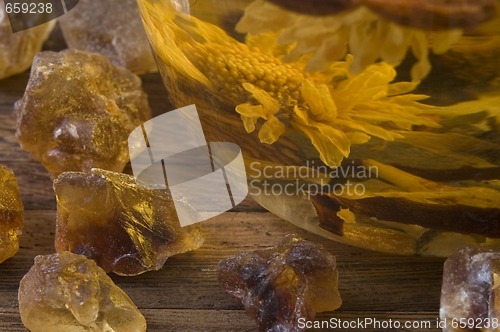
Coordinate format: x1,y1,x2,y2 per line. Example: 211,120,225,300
137,0,500,256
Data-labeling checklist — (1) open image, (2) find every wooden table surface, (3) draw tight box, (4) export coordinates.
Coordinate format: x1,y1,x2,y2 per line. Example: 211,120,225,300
0,27,446,332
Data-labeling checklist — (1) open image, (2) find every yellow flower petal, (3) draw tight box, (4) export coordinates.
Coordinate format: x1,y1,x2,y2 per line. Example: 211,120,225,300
242,83,280,114
292,108,351,166
335,119,397,141
346,132,371,145
301,80,324,116
236,103,267,118
301,80,337,120
258,115,286,144
292,122,346,167
387,81,419,96
314,123,351,157
318,84,338,119
333,63,396,110
241,115,258,133
410,32,431,81
293,106,311,124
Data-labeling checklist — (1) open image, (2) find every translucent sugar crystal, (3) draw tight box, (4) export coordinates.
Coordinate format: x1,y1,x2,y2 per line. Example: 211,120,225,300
54,168,204,276
218,234,342,331
15,50,151,178
0,5,55,79
440,247,500,331
0,165,23,264
18,251,147,332
59,0,157,74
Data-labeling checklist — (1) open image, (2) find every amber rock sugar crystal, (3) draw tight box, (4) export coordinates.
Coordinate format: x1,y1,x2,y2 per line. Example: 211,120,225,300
59,0,157,74
440,247,500,331
0,5,55,79
0,165,23,264
54,168,204,276
15,50,151,178
218,234,342,332
18,251,147,332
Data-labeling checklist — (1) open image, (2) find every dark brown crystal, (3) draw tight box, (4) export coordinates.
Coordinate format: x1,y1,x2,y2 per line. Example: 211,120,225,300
440,246,500,331
218,234,342,331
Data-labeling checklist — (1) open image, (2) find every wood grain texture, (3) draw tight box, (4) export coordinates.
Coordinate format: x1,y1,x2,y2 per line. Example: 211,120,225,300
0,307,442,332
0,26,444,332
0,211,445,331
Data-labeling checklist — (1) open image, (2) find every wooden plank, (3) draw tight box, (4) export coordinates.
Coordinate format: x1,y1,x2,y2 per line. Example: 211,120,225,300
141,310,443,332
0,309,25,332
0,210,444,330
0,307,442,332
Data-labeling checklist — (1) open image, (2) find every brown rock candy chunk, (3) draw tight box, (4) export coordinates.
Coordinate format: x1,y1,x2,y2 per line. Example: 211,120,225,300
18,251,147,332
218,234,342,331
59,0,157,74
440,247,500,331
15,50,151,178
0,165,23,263
0,6,55,79
54,168,204,276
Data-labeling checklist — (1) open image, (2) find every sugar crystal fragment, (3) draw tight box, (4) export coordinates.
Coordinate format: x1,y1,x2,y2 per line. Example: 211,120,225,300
59,0,157,74
18,251,147,332
218,234,342,331
54,168,204,276
440,246,500,331
0,5,55,79
0,164,23,264
15,50,151,178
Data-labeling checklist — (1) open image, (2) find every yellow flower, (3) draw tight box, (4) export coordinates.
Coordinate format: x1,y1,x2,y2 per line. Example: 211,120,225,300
232,59,437,167
138,0,444,167
236,0,462,80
